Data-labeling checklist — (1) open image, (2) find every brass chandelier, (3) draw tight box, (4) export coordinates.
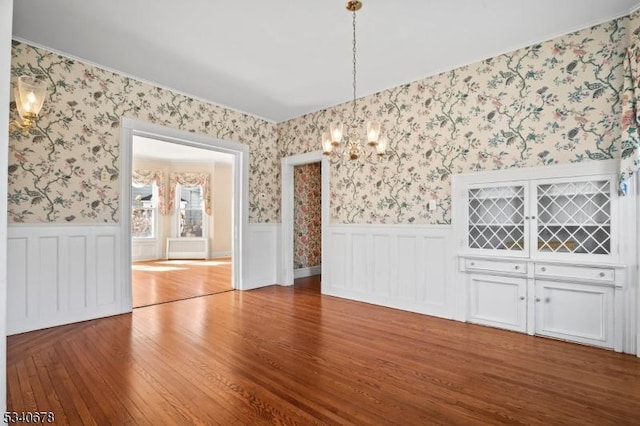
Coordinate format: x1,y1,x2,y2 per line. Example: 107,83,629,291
322,0,386,160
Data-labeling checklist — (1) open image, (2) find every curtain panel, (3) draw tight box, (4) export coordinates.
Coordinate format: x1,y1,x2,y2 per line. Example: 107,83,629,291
619,44,640,195
132,169,167,214
168,172,212,215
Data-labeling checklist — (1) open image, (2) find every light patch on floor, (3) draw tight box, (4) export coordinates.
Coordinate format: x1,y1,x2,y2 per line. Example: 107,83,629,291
198,260,232,266
131,265,187,272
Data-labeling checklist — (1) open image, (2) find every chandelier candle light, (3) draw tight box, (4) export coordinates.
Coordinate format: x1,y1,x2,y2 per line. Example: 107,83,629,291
322,0,387,160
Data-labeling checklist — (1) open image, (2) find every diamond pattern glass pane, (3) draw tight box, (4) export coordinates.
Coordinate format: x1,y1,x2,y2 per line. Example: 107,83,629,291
468,186,525,251
537,180,610,254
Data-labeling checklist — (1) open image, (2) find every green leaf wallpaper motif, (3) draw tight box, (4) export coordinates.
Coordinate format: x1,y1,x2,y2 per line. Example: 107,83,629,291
278,16,629,224
9,42,279,223
8,12,637,226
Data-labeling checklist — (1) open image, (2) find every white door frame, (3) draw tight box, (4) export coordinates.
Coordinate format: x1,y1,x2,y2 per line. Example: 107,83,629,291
0,0,14,411
121,118,249,310
281,151,329,286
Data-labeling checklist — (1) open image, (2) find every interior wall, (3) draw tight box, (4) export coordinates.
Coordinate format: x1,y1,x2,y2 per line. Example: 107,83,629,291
8,41,279,225
278,13,633,225
0,0,14,412
212,163,233,256
293,163,321,269
132,157,232,258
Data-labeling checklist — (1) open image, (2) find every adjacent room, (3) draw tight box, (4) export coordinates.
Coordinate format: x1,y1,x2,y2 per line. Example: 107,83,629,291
2,0,640,423
131,136,234,307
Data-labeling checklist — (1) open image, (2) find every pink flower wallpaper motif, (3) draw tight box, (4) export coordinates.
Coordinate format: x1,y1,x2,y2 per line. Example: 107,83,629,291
7,11,639,227
293,163,321,269
278,15,631,225
8,42,279,223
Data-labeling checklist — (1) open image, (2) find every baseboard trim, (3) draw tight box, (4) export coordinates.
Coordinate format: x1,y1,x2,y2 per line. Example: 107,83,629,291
294,265,321,279
210,251,232,259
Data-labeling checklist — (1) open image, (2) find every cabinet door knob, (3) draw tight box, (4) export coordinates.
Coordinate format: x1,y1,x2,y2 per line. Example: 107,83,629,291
525,216,530,220
535,297,541,302
520,296,525,300
540,267,546,272
514,265,520,270
470,262,475,266
599,272,606,277
531,215,536,219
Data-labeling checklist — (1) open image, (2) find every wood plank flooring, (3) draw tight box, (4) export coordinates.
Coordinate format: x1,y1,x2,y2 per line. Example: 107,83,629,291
132,258,232,308
8,276,640,425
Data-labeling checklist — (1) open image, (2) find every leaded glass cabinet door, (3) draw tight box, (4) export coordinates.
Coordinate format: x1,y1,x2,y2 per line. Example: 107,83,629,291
533,176,614,259
466,182,529,257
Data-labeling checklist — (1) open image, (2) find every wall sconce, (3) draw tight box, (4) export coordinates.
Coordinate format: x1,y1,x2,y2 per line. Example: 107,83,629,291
10,75,47,134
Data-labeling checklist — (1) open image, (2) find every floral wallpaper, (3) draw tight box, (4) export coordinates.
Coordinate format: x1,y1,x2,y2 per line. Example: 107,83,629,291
278,15,630,224
7,12,639,227
619,10,640,194
8,41,279,223
294,163,321,269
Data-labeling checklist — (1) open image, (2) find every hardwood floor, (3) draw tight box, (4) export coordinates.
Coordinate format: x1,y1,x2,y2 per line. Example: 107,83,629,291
8,276,640,425
132,258,232,308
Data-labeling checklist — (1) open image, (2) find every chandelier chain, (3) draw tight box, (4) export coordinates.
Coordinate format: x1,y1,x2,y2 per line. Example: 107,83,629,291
352,8,357,124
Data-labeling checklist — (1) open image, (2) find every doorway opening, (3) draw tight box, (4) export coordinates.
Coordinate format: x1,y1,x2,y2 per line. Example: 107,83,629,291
281,151,329,288
121,119,249,310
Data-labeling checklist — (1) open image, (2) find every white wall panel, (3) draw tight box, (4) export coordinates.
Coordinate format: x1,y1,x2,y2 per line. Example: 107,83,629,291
351,233,368,292
68,236,87,311
7,237,27,322
424,235,447,305
7,224,125,335
40,236,59,315
96,234,117,306
372,234,391,296
397,235,418,300
244,223,280,290
330,232,348,289
323,225,455,319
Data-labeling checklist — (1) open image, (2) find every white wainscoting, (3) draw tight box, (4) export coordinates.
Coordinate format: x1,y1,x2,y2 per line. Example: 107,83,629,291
7,224,126,335
323,224,455,319
244,223,281,290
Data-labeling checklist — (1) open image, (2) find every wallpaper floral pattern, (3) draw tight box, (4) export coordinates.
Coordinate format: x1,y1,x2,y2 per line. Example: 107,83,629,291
278,16,630,224
294,163,321,269
8,41,279,223
7,12,639,226
619,11,640,194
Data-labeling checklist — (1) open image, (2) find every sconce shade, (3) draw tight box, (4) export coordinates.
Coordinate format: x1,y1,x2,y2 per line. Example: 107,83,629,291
15,75,47,119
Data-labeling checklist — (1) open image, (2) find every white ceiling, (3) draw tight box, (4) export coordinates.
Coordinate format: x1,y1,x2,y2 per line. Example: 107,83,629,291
12,0,640,123
132,136,234,163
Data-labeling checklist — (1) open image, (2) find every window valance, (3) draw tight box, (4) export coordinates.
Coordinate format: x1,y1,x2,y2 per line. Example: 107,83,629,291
168,172,211,215
132,169,167,214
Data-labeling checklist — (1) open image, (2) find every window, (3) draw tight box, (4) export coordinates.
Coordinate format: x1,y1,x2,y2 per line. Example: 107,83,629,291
131,182,157,239
177,185,205,237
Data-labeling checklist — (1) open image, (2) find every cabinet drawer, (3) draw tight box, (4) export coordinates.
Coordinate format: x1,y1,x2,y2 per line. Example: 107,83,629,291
465,259,527,274
534,264,614,283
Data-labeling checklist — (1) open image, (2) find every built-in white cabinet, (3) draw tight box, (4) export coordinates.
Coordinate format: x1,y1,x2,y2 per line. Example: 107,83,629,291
465,175,616,261
534,279,614,349
468,272,527,333
453,160,635,353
